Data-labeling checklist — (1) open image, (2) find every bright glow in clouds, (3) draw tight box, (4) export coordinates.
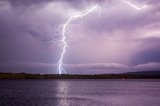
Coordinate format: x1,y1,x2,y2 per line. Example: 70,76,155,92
57,4,100,74
57,0,150,74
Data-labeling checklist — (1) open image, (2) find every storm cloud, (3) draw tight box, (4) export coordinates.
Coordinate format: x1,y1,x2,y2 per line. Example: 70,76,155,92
0,0,160,74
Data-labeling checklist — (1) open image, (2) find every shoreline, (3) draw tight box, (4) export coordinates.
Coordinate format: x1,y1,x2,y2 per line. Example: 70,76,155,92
1,71,160,79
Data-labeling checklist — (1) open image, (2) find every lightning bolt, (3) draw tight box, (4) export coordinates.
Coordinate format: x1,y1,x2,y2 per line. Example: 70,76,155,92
121,0,148,10
55,0,149,74
57,4,100,74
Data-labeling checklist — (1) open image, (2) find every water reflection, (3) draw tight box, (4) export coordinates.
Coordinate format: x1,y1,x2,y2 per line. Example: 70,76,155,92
56,80,70,106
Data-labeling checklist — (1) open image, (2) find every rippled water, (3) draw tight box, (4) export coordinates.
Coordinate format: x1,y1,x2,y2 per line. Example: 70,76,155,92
0,79,160,106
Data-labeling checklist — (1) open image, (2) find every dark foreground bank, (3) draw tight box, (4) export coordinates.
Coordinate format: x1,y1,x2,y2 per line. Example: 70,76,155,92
0,71,160,79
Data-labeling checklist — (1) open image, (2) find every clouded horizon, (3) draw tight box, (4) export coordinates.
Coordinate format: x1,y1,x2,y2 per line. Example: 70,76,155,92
0,0,160,74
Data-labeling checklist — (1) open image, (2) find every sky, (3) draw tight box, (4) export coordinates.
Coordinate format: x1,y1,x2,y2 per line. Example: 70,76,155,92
0,0,160,74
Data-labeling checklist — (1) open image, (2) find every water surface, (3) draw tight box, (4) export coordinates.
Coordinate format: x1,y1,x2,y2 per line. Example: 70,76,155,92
0,79,160,106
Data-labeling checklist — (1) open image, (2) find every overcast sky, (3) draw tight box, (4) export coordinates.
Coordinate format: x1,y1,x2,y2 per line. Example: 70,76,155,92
0,0,160,74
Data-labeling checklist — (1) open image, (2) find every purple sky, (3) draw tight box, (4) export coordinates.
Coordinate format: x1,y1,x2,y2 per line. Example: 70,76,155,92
0,0,160,74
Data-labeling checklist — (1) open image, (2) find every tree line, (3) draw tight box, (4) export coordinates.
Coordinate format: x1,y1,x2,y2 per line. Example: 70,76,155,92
0,71,160,79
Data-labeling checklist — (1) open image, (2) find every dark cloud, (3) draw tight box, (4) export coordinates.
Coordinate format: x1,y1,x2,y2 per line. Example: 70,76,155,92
0,61,56,74
8,0,52,7
0,0,160,74
132,48,160,65
0,0,61,64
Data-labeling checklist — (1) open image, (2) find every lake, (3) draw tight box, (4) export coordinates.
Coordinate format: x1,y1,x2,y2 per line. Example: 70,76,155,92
0,79,160,106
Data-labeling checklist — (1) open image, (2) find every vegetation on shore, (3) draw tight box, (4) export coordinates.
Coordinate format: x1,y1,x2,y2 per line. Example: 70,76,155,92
0,71,160,79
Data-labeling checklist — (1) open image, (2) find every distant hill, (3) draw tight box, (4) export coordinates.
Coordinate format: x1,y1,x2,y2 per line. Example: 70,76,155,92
122,71,160,75
0,71,160,79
